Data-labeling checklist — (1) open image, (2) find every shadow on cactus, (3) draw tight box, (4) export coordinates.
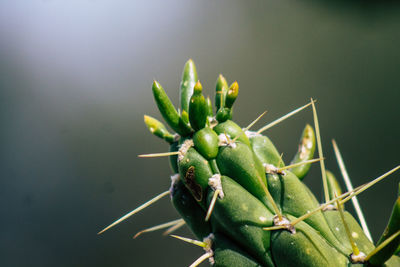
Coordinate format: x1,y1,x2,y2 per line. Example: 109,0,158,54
98,60,400,267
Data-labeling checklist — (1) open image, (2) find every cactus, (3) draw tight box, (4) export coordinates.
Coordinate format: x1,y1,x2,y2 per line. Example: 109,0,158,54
99,60,400,267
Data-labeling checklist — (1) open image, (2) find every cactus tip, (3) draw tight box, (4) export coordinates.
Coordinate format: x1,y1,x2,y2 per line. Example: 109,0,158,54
194,80,203,93
230,81,239,90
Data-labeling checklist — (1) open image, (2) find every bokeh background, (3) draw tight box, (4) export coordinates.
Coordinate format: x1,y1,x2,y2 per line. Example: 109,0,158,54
1,1,400,266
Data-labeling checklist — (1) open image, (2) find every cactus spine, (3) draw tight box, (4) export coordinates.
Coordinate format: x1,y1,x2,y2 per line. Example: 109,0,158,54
99,60,400,267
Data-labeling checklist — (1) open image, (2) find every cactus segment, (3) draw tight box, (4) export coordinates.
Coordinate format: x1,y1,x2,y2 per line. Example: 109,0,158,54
368,196,400,266
207,176,275,267
289,124,316,180
225,81,239,109
324,210,374,256
265,173,283,213
170,178,211,239
271,215,348,267
335,195,365,263
178,147,213,205
206,96,213,119
144,115,176,143
216,141,273,210
189,81,208,131
288,186,364,228
212,233,263,267
216,107,232,123
213,120,251,147
193,127,220,160
180,59,198,115
250,134,284,167
152,80,192,136
326,170,343,201
248,133,284,212
278,171,349,255
213,80,240,123
215,74,228,110
323,171,364,255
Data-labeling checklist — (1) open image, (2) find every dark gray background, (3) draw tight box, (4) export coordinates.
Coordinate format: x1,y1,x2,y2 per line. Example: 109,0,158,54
1,1,399,266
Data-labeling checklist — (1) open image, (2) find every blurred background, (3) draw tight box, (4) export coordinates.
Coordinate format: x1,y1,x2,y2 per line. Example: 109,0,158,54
1,1,400,266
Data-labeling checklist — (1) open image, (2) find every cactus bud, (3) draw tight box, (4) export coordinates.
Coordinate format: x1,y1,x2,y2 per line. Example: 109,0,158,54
180,59,198,114
225,81,239,109
289,124,316,180
152,80,192,136
326,170,342,201
189,81,208,131
144,115,175,143
215,74,228,110
193,127,219,160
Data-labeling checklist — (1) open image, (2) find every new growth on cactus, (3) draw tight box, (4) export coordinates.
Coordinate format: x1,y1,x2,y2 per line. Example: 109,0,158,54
99,60,400,267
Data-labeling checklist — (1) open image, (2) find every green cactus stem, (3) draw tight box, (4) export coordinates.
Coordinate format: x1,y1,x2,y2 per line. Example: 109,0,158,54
143,115,176,143
189,81,208,131
152,80,192,136
289,124,316,180
180,59,198,115
215,74,228,111
99,59,400,267
368,193,400,265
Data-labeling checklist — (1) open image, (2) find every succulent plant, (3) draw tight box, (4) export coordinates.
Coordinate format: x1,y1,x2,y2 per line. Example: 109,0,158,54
99,60,400,267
